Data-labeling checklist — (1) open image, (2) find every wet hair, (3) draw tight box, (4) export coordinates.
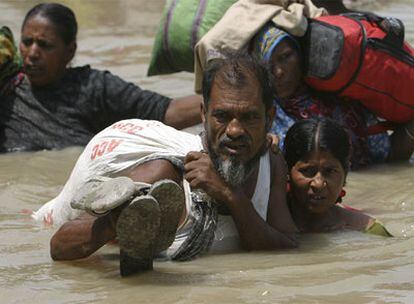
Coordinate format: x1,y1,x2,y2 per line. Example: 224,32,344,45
202,52,275,111
284,117,351,174
22,3,78,45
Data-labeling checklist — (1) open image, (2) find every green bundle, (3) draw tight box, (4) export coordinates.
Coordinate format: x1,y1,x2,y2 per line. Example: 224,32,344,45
148,0,236,76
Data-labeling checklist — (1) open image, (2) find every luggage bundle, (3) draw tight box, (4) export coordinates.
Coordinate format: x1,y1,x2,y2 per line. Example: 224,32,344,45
304,13,414,123
147,0,236,76
0,26,21,85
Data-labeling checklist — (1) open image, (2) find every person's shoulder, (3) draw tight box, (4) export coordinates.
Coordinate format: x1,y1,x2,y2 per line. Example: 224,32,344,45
269,149,288,173
61,65,95,84
78,66,128,85
334,204,372,231
267,149,288,189
1,72,26,95
65,66,114,89
66,65,93,77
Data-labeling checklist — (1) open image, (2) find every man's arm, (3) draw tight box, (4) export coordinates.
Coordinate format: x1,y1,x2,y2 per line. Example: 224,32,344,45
164,95,203,129
50,211,118,260
184,151,297,251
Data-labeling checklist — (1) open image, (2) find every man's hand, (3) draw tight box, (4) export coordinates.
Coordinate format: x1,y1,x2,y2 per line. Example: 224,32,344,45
184,151,232,203
267,133,280,154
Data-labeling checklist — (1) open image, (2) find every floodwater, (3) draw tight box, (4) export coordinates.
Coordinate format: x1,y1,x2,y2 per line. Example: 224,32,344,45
1,0,414,303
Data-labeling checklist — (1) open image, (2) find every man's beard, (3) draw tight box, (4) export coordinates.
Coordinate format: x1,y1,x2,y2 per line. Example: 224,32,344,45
207,133,267,187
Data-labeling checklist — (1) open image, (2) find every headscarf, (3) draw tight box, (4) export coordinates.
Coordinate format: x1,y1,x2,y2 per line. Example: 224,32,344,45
0,26,22,85
253,22,378,169
253,22,299,62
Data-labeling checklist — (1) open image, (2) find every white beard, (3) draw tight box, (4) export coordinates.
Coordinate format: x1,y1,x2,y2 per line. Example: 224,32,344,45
217,157,247,187
204,130,267,187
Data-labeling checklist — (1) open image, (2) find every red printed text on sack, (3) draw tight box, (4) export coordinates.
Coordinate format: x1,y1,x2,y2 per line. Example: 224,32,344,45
91,139,123,160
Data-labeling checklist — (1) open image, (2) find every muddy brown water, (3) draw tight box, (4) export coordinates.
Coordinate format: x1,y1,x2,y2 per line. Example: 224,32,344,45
1,0,414,303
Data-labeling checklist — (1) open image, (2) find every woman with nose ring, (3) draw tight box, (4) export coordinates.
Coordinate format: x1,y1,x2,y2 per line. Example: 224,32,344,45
283,117,391,236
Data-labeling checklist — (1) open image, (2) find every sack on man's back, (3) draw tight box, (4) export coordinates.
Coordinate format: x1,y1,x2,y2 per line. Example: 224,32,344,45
147,0,236,76
304,13,414,123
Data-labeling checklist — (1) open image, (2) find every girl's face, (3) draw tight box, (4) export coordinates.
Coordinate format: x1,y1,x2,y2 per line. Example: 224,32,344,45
270,39,304,100
290,149,346,214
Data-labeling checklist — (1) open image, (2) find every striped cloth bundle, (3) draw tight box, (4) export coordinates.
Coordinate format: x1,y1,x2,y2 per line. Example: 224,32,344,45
147,0,236,76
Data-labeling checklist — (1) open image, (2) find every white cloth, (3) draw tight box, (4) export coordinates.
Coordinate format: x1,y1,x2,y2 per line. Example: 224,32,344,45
32,119,203,227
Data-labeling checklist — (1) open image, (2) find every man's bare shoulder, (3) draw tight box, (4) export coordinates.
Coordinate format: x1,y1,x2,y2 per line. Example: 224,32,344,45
269,149,288,180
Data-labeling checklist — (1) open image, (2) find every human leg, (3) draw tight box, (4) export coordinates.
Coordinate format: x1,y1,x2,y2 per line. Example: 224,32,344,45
69,159,186,275
116,195,161,276
147,179,185,253
119,160,186,276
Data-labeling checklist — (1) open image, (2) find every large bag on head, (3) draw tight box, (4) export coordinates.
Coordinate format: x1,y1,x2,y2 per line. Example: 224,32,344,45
304,13,414,123
147,0,237,76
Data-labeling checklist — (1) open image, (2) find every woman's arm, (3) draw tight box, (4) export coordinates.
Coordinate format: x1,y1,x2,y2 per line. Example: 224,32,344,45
98,70,202,129
163,95,203,129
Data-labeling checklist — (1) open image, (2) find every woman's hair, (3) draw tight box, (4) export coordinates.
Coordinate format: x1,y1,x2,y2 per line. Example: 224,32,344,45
22,3,78,45
284,118,351,174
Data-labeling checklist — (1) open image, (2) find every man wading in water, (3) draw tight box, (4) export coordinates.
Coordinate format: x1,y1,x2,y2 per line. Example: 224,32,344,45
34,53,297,276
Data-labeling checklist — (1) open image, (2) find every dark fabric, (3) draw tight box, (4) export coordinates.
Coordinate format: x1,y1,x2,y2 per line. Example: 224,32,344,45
0,66,171,152
280,90,372,168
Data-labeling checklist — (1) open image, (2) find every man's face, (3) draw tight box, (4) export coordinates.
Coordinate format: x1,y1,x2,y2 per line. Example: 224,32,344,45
203,74,272,186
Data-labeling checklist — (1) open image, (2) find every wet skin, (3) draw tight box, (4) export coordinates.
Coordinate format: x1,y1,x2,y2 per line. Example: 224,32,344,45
202,76,273,164
270,39,306,100
290,149,345,214
20,15,76,87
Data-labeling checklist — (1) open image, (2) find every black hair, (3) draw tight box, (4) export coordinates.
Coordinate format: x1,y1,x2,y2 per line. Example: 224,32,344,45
202,52,275,111
22,3,77,45
284,117,351,174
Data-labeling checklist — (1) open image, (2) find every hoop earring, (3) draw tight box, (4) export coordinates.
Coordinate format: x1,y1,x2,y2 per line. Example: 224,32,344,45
286,182,291,193
336,189,346,203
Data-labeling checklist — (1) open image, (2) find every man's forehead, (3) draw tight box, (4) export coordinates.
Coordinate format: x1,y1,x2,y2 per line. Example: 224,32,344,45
209,79,264,108
209,99,262,114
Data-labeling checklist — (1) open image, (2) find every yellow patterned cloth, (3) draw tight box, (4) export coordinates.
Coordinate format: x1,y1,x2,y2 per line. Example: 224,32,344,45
365,219,393,237
0,26,21,85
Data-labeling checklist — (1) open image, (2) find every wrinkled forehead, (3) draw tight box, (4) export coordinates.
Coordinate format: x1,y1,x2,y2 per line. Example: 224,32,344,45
209,73,264,110
214,63,262,94
214,63,261,87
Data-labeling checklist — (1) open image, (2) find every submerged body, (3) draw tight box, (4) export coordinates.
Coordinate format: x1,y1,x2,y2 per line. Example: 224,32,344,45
0,68,171,152
33,118,278,255
0,3,201,153
284,118,392,237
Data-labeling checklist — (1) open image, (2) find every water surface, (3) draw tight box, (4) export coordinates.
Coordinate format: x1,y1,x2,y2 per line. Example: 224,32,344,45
1,1,413,303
